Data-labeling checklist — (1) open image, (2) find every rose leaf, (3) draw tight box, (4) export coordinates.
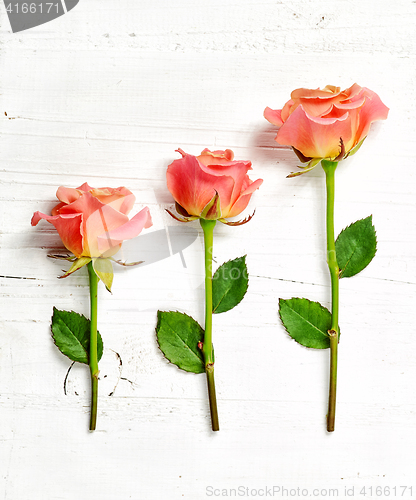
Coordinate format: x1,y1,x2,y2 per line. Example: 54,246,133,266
212,256,248,314
335,216,377,278
51,308,104,364
279,298,332,349
156,311,205,373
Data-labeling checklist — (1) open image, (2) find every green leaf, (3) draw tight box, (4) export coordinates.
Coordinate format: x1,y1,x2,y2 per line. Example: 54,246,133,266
212,256,248,314
51,308,104,364
92,258,113,292
335,215,377,278
156,311,205,373
279,298,332,349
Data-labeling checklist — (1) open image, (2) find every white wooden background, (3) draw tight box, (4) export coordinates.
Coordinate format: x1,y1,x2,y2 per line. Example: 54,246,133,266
1,1,415,499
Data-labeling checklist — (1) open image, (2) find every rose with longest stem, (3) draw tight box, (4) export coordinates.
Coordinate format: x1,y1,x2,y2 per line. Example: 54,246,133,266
322,160,339,432
87,261,99,431
200,218,219,431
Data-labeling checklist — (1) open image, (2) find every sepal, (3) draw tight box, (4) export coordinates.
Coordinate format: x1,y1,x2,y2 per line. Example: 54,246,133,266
287,158,322,178
58,256,91,278
48,254,77,262
200,191,222,220
111,258,144,267
218,211,255,226
166,208,198,223
92,258,114,293
345,138,366,158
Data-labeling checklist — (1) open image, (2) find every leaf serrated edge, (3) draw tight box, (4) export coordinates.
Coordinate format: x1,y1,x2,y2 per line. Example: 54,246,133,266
155,310,205,374
50,307,104,363
51,307,89,364
336,215,377,279
212,255,249,314
278,297,331,350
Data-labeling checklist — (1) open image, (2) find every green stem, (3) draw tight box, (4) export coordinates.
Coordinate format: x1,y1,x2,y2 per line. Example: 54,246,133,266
322,160,340,433
87,261,99,431
200,218,219,431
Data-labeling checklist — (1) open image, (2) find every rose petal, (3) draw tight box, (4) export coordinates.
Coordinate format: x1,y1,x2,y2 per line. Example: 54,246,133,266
90,187,136,215
227,178,263,218
56,186,82,205
58,191,105,218
76,182,94,192
167,152,235,216
198,149,234,164
354,88,389,144
97,207,152,254
264,107,284,127
51,202,67,216
276,105,353,159
281,99,296,122
291,87,341,100
31,211,84,257
84,204,129,257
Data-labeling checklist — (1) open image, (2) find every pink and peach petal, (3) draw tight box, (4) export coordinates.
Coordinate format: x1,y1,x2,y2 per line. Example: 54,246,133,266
276,105,353,159
85,205,129,257
339,83,363,101
167,153,234,216
56,186,82,205
227,178,263,218
198,160,253,211
96,207,153,255
239,178,263,197
331,96,366,111
31,211,84,257
281,99,296,122
95,192,135,216
198,149,235,165
354,89,389,144
59,191,105,219
76,182,95,192
51,202,67,216
264,107,284,127
291,87,341,100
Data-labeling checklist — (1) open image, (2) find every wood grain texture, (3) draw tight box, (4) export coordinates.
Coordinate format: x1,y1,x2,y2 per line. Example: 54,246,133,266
0,0,415,498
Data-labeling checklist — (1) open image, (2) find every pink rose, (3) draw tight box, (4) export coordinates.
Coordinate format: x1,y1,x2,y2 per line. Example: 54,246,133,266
31,182,152,258
166,148,263,225
264,84,389,173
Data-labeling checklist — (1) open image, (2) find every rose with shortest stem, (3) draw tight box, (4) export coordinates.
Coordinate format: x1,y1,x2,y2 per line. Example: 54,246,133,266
264,83,389,176
32,182,152,279
166,149,263,225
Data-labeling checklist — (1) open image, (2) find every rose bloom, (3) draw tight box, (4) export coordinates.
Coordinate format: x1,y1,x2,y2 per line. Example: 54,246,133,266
31,182,152,258
264,84,389,164
166,148,263,224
